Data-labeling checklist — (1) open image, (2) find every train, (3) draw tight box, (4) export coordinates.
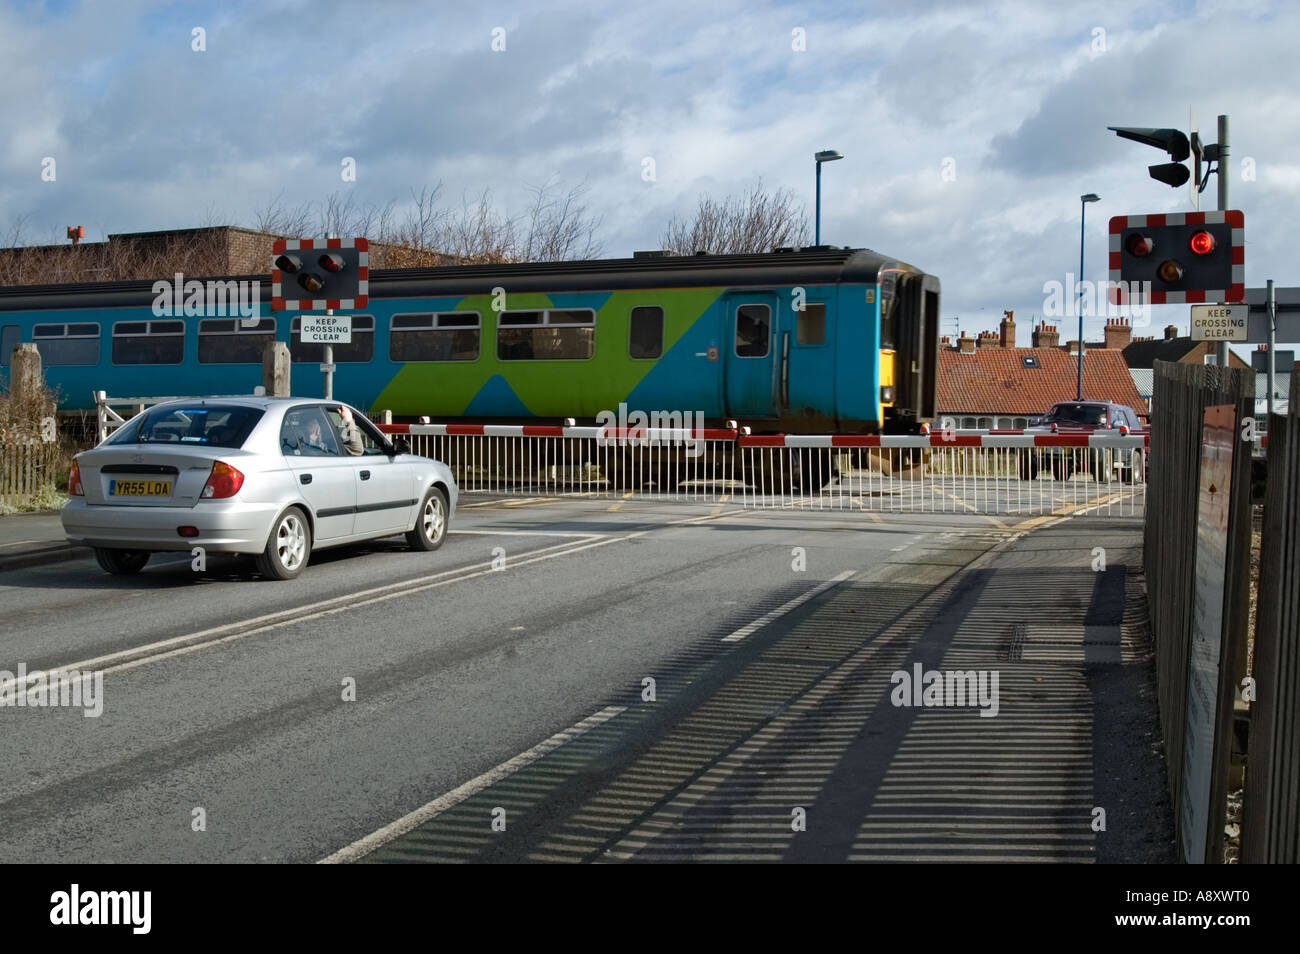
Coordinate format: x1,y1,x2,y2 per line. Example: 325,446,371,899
0,247,939,435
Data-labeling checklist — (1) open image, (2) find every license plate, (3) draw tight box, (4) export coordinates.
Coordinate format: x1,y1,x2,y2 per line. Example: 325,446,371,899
109,480,172,497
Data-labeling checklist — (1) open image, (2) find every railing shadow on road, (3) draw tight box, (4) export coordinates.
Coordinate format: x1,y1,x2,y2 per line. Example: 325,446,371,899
355,523,1171,864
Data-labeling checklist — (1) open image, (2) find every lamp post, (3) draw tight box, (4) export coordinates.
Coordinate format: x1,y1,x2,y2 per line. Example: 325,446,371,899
1077,193,1100,400
815,150,843,245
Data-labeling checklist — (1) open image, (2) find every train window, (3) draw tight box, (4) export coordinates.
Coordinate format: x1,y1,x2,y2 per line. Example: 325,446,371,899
735,304,770,358
0,325,18,367
629,306,663,359
31,322,100,366
796,303,826,346
498,309,594,361
389,312,480,362
879,273,898,350
198,318,277,364
289,315,373,363
547,310,591,325
111,320,182,365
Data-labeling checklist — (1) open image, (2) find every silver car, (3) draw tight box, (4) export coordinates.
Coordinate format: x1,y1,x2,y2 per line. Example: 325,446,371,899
62,397,458,580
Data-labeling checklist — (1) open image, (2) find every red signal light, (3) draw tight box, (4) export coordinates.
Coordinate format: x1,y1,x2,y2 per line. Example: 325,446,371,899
274,254,302,274
1125,233,1154,257
1189,230,1216,255
318,252,345,273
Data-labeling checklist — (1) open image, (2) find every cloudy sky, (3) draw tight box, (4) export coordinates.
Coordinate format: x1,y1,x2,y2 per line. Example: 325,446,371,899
2,0,1295,349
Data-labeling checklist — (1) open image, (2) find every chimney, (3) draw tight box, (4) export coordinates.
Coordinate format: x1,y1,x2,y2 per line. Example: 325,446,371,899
977,330,999,349
939,335,951,347
1065,339,1081,355
999,310,1016,348
1164,324,1178,340
67,225,85,246
1103,317,1132,350
958,332,975,354
1032,322,1060,349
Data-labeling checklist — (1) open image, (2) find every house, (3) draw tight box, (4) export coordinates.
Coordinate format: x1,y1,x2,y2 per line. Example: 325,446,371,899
937,312,1148,428
1122,324,1251,371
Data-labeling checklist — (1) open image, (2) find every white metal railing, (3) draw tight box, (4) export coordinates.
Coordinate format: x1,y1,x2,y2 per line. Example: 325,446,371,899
378,422,1149,517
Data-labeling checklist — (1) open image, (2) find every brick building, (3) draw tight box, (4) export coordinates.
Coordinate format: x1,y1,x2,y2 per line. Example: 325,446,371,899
0,225,451,287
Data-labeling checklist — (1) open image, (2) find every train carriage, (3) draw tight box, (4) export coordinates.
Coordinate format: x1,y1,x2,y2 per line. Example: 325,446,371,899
0,247,939,435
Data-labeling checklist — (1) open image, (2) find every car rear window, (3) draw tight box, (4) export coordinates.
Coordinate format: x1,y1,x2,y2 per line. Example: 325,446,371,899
105,406,264,447
1045,404,1108,426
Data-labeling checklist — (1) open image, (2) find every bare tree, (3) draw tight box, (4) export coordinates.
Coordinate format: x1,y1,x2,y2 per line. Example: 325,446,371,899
517,177,603,262
661,180,810,255
252,190,313,237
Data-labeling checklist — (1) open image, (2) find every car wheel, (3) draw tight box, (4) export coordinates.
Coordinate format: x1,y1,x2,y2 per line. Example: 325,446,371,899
406,487,449,551
94,548,151,575
256,506,311,580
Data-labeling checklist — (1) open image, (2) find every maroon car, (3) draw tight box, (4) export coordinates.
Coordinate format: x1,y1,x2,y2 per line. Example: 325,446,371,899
1020,401,1147,481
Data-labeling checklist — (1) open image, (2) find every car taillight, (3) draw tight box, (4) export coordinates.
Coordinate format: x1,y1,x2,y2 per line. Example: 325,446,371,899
68,462,83,496
202,461,245,499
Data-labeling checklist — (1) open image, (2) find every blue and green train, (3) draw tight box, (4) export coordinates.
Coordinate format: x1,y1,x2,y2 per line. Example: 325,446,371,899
0,247,939,434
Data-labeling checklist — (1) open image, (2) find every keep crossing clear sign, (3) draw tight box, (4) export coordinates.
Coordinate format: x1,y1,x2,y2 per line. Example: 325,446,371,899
1190,304,1247,341
300,315,352,343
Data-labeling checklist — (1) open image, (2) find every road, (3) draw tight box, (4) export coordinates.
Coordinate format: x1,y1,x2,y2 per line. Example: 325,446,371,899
0,495,1166,862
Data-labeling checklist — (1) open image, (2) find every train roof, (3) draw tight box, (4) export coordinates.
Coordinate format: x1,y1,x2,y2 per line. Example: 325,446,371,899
0,247,930,311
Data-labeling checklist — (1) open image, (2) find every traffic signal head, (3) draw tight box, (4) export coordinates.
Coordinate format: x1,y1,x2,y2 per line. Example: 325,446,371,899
1108,126,1194,189
271,238,369,310
1108,211,1244,305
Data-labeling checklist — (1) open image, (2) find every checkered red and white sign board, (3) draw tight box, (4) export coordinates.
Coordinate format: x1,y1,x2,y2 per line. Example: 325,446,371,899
271,236,369,311
1108,210,1243,304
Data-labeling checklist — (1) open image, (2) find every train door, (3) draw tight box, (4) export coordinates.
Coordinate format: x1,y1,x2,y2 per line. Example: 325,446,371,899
723,293,778,420
888,273,940,430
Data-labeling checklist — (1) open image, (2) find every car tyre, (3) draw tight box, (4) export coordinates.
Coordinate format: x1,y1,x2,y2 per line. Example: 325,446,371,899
406,487,449,551
94,548,151,575
256,506,311,580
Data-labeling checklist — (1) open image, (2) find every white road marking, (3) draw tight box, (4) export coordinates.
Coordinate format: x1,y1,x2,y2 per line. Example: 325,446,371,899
451,529,600,538
0,508,745,692
720,570,855,643
320,705,627,864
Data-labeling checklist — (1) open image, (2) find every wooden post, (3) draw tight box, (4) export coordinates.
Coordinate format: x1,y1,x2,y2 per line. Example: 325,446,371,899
262,340,291,397
10,343,43,403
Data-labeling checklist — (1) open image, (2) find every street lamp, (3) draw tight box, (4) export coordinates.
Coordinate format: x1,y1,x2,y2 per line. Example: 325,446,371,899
815,150,843,245
1077,193,1100,400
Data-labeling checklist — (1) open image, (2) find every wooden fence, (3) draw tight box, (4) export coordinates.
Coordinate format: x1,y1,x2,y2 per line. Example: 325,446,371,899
1145,359,1253,863
0,439,64,506
1243,363,1300,863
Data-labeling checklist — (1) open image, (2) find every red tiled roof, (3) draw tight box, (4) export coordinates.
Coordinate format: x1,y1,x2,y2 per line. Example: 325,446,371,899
937,347,1148,418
